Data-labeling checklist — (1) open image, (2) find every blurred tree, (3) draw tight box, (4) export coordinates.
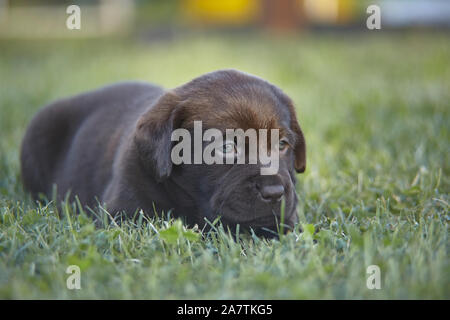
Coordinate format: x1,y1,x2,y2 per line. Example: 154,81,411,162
261,0,305,31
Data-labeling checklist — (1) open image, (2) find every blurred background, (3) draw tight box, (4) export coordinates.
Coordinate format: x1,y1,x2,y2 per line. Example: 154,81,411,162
1,0,450,38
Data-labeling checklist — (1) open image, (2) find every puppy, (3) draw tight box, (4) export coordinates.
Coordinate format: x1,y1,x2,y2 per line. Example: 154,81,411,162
21,70,306,235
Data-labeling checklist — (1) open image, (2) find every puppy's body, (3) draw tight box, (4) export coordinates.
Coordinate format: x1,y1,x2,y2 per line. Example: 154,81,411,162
21,70,306,233
22,82,167,210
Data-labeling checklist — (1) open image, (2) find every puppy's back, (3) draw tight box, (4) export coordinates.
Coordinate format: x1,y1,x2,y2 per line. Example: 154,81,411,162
20,82,163,203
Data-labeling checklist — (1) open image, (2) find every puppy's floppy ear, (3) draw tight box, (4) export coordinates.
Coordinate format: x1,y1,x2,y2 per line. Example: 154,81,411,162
287,101,306,173
291,118,306,173
134,91,182,181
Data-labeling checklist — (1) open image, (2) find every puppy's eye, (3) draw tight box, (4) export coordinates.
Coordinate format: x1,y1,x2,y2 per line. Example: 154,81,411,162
223,141,236,154
278,140,289,151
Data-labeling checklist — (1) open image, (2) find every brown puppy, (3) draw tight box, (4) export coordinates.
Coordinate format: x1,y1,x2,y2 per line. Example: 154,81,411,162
21,70,306,235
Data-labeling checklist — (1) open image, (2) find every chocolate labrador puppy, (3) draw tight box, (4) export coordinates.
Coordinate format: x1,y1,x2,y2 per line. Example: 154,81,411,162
21,70,306,235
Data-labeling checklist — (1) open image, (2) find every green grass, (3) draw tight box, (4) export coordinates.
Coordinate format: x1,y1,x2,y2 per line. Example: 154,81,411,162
0,32,449,299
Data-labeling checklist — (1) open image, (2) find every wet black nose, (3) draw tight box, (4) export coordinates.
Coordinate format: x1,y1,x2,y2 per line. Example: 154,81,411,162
258,185,285,202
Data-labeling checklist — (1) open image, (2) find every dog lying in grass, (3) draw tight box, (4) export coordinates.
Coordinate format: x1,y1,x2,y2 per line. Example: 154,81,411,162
20,70,306,236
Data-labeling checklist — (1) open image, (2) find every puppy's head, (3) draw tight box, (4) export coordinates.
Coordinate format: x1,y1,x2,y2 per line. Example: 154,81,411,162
135,70,306,236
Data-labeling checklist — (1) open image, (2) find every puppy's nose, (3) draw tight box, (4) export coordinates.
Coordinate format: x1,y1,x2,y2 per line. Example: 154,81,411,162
258,185,284,202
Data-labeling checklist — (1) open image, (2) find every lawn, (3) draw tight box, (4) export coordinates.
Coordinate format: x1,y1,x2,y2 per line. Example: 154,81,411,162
0,31,448,299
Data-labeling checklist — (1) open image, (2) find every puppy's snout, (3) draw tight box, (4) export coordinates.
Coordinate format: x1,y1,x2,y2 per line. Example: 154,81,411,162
257,184,285,202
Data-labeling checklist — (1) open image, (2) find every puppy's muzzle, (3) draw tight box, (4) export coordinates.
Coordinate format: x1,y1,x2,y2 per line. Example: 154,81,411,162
255,174,286,203
256,183,285,203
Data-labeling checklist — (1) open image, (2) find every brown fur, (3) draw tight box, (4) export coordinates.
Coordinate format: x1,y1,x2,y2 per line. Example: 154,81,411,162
21,70,306,236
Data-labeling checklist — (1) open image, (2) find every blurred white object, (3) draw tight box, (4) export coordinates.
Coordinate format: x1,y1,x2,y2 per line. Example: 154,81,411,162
0,0,136,38
380,0,450,26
